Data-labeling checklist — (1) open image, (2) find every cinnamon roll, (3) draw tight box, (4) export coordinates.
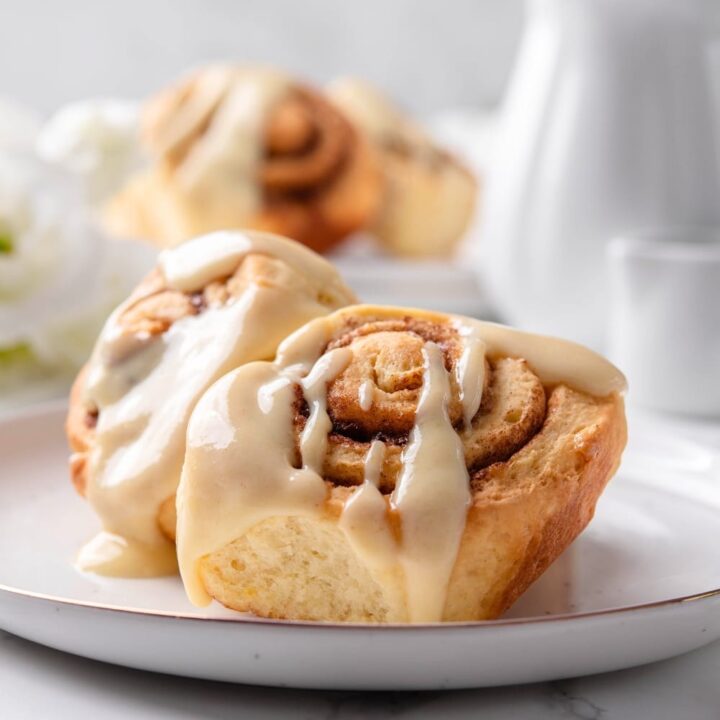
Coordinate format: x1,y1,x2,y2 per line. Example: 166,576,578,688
328,78,478,258
176,305,627,622
105,66,381,254
66,231,355,577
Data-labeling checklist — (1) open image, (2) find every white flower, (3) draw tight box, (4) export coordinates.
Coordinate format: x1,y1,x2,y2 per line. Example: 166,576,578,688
0,150,154,386
36,98,145,205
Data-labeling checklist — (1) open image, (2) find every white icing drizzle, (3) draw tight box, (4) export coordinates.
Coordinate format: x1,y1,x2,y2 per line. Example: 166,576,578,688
468,320,626,397
298,348,353,476
176,304,627,620
76,531,178,578
390,342,472,622
339,441,389,548
358,379,374,411
337,440,405,614
174,67,290,225
328,78,430,155
178,365,327,605
179,344,351,604
455,324,487,430
77,231,354,578
363,440,386,487
158,230,348,294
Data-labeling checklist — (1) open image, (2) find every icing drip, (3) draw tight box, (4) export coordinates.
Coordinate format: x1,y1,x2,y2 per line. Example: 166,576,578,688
358,379,374,412
455,324,487,429
363,440,386,488
177,365,326,605
175,68,290,224
390,342,472,622
337,440,403,614
76,531,178,577
76,231,353,578
298,348,353,475
176,305,627,620
179,345,351,604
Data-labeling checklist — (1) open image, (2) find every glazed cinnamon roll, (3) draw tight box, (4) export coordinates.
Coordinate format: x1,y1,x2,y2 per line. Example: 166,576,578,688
328,78,478,258
106,66,381,253
177,305,627,622
66,231,355,577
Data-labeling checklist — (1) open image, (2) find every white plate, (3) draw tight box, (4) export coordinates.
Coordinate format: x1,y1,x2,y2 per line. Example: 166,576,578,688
1,404,719,690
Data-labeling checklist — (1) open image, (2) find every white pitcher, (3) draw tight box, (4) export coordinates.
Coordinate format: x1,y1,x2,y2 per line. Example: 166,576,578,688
479,0,720,348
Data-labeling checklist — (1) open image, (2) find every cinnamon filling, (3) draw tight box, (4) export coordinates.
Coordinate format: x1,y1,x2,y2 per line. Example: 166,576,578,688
261,89,352,195
290,317,546,493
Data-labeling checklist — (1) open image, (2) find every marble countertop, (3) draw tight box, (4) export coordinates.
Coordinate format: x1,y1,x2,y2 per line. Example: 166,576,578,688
1,630,718,719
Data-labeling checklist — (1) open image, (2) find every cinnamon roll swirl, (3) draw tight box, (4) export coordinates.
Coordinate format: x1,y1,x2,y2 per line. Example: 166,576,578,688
66,231,355,578
177,305,627,623
106,66,381,253
328,78,478,258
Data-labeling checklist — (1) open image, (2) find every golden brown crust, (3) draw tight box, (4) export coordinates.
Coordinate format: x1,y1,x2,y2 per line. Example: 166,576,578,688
200,389,625,623
198,309,627,622
107,67,382,253
444,389,626,620
66,365,94,497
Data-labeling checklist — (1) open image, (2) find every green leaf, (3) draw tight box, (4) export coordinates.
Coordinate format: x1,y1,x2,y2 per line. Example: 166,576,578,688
0,342,33,365
0,231,13,254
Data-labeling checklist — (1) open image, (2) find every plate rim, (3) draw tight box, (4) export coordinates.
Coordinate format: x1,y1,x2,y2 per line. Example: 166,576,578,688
1,582,718,631
0,395,67,421
2,403,719,632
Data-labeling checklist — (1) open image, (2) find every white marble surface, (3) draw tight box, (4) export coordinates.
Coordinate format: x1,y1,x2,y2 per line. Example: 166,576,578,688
0,630,718,719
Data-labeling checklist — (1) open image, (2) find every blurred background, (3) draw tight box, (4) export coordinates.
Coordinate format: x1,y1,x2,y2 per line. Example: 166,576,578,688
1,0,719,416
0,0,523,113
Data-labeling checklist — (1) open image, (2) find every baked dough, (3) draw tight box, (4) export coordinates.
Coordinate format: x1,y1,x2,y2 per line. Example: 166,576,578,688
106,66,381,254
177,305,627,622
66,231,356,576
328,78,478,258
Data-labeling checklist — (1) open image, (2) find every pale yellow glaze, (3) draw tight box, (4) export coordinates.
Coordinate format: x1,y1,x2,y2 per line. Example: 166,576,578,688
78,231,354,577
358,379,374,412
176,304,627,620
171,67,290,226
327,77,429,152
363,440,387,488
76,531,178,578
471,321,627,397
338,440,406,613
339,440,392,559
455,324,487,430
390,342,472,622
177,364,325,604
298,348,353,475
